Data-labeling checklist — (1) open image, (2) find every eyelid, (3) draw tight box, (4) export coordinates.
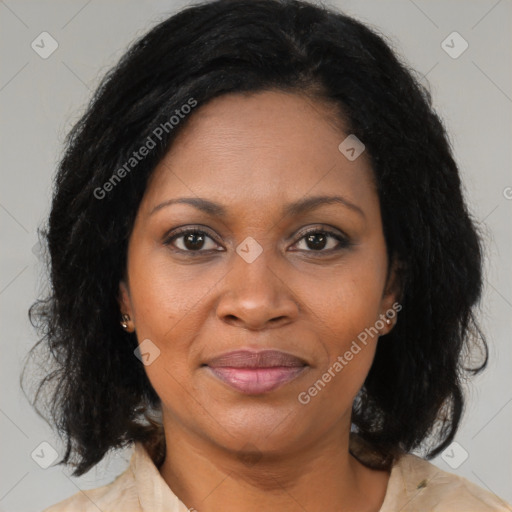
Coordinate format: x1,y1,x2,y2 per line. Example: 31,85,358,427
293,225,349,242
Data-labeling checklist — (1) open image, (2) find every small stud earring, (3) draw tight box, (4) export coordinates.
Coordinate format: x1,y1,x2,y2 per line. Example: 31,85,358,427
121,314,133,331
385,317,392,325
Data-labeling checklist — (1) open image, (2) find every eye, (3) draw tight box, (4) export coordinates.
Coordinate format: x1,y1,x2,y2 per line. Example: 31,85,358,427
291,228,351,253
163,227,221,253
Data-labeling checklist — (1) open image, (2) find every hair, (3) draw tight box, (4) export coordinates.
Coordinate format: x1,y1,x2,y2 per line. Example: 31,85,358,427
22,0,487,477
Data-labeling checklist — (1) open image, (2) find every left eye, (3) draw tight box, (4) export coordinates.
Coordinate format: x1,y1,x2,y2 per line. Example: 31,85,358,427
292,229,349,252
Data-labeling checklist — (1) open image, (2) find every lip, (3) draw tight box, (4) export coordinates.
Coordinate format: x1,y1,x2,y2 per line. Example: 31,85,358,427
204,349,308,394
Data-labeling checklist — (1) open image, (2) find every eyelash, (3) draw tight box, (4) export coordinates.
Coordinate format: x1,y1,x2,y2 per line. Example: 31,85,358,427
163,226,352,255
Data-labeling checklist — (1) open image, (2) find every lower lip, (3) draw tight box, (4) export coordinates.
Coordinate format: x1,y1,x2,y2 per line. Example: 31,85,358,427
207,366,306,394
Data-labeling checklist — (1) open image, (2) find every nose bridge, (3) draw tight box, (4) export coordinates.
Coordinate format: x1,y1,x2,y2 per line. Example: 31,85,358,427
215,236,298,329
231,234,280,303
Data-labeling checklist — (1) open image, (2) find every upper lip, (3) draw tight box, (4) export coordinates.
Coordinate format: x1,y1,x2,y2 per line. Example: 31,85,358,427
205,349,308,368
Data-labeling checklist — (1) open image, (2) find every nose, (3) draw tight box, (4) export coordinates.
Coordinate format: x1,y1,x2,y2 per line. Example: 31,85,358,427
215,248,299,331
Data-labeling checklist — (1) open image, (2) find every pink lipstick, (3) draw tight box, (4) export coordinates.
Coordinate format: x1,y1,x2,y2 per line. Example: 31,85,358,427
204,349,307,394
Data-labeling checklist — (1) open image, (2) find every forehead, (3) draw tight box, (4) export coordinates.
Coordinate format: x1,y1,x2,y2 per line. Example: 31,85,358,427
141,90,377,217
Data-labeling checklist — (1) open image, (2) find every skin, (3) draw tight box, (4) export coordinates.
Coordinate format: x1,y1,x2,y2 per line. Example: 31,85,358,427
119,90,400,512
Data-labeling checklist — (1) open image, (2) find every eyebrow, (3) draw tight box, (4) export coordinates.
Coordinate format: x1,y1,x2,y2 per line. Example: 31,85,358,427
149,195,365,219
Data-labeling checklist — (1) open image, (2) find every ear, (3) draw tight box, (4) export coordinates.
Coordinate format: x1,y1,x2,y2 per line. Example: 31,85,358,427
118,279,134,318
379,257,404,333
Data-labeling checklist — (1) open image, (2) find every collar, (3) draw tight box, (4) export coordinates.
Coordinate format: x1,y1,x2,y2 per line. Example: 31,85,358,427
130,442,191,512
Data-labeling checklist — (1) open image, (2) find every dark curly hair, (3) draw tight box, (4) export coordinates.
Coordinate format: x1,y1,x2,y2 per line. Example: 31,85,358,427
22,0,487,477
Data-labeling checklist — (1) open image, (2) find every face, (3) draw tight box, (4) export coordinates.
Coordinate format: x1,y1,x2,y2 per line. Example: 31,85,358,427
119,90,399,458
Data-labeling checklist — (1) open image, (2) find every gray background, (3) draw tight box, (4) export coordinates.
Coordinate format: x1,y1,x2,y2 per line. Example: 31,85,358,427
1,0,511,510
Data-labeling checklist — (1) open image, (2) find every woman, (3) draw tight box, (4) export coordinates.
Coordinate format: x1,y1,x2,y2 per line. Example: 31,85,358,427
24,0,510,510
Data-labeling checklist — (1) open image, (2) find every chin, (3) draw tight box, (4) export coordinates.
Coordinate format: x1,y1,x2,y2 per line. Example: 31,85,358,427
207,404,305,452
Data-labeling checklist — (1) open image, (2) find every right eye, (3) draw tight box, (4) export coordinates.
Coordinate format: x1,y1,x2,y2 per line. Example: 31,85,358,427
163,227,223,254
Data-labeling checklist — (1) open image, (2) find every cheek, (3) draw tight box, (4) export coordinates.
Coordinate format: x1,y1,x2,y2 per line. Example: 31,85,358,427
306,257,387,347
127,245,214,341
125,246,221,402
297,256,386,404
298,305,379,418
297,346,376,431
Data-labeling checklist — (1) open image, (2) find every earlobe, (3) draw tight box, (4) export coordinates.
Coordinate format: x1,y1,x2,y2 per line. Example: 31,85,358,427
376,309,398,337
120,313,134,332
118,280,135,332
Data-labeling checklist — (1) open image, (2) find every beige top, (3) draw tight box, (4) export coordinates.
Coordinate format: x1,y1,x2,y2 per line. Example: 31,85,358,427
42,442,511,512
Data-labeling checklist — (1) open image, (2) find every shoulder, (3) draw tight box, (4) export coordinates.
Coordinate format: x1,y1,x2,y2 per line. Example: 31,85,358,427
41,461,139,512
382,452,512,512
41,441,187,512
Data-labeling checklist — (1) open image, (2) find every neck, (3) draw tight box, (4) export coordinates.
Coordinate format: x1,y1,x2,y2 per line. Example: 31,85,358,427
158,416,389,512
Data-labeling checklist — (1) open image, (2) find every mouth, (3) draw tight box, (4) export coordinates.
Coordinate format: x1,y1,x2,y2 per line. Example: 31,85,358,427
204,349,308,394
